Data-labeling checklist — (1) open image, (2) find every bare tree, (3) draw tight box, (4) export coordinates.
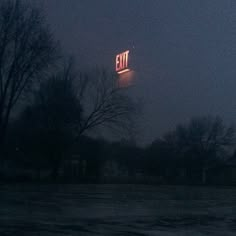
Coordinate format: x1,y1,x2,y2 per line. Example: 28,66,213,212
0,0,57,147
162,116,235,183
33,63,137,141
77,69,136,139
173,116,235,157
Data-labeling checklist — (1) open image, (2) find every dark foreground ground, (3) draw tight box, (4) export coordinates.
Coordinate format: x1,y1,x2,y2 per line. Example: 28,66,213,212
0,184,236,235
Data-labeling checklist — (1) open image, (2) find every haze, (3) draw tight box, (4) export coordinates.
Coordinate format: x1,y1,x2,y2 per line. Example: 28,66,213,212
42,0,236,144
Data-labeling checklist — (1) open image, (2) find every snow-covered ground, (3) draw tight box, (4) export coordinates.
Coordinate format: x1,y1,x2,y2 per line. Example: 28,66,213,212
0,184,236,235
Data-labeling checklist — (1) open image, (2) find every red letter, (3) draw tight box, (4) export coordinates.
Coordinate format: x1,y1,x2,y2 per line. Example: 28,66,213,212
116,55,120,71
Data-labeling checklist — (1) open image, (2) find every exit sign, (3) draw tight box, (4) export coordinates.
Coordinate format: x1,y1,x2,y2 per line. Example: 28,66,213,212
116,50,130,74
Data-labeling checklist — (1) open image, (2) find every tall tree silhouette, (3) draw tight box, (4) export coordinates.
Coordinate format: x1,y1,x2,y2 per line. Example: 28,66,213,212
0,0,57,149
77,69,136,139
16,61,82,178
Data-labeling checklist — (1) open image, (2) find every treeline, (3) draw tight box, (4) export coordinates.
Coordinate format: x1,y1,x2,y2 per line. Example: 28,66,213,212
2,115,236,185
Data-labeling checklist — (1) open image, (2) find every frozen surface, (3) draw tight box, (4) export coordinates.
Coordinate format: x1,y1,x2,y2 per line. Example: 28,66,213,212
0,184,236,235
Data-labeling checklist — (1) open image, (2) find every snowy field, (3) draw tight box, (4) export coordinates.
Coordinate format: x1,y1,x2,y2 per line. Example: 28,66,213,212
0,184,236,235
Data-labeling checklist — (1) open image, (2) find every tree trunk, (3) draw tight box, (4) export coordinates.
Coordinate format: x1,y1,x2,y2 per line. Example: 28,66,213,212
202,167,207,185
51,165,59,180
0,126,6,160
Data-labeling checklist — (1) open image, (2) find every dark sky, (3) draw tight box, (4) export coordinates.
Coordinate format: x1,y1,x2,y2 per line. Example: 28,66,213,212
40,0,236,144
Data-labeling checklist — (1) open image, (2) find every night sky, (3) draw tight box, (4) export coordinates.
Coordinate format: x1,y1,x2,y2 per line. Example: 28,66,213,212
40,0,236,144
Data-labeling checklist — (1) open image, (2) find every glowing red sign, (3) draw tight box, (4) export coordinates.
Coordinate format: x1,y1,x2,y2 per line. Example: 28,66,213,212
116,50,130,74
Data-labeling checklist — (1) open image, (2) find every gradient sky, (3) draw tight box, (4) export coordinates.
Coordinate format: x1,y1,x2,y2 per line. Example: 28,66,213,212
39,0,236,144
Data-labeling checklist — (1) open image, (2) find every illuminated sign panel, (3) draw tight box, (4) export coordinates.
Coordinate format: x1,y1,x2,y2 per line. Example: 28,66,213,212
116,50,130,74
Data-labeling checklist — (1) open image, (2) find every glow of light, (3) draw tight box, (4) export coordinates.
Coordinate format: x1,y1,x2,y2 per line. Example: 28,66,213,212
117,69,130,74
